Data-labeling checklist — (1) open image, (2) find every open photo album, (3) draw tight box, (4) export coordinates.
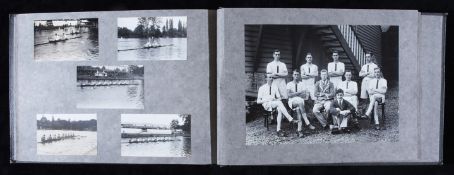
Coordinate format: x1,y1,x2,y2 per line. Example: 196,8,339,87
9,9,445,165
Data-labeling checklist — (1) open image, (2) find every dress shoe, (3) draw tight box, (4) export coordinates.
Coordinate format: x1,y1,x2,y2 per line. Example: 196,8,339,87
297,131,304,138
307,124,316,130
375,124,380,130
277,130,285,137
290,119,299,124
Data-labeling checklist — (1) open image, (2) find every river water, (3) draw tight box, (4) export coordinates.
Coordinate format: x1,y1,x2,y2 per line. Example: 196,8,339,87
34,26,99,61
76,80,144,109
37,130,97,155
117,38,186,60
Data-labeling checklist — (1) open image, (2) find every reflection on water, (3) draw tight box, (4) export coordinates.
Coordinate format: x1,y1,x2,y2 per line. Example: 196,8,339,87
34,26,99,61
121,136,191,157
76,80,144,109
118,38,186,60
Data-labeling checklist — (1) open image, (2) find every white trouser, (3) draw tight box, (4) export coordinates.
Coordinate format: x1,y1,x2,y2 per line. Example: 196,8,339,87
360,77,372,99
262,100,294,131
312,100,332,127
330,77,342,89
301,78,315,100
343,95,358,110
365,93,386,124
272,78,288,99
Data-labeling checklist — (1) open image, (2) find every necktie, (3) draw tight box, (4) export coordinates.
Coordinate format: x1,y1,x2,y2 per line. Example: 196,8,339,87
339,100,342,108
277,65,279,73
376,79,379,89
367,65,369,72
308,67,310,73
346,81,349,89
295,83,297,92
269,85,271,95
335,63,337,71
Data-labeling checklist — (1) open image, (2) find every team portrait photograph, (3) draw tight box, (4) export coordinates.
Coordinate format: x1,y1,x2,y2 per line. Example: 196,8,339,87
245,25,399,145
34,18,99,61
117,16,187,60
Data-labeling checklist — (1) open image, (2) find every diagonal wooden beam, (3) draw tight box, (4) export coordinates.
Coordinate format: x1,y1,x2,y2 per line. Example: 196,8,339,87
330,25,361,72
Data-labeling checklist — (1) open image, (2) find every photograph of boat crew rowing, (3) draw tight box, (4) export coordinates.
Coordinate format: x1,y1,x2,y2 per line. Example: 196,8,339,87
34,18,98,61
117,16,187,60
36,114,97,155
76,65,144,109
121,114,191,157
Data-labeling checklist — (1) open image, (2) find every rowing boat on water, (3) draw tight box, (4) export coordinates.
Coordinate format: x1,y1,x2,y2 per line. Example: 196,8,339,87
34,36,83,46
117,44,174,52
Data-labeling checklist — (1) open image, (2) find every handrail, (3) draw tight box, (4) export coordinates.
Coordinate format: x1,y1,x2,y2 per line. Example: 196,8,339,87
337,25,367,67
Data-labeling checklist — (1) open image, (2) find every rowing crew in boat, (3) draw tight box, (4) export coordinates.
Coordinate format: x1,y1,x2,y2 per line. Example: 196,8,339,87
48,33,68,43
143,37,160,48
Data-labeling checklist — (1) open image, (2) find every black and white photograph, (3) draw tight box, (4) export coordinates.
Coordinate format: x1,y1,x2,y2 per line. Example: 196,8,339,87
121,114,191,157
245,25,399,145
117,16,187,60
36,114,97,155
34,18,99,61
76,65,144,109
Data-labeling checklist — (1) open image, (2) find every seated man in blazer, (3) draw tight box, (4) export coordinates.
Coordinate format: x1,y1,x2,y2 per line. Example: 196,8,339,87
329,89,358,134
312,69,335,129
257,74,298,137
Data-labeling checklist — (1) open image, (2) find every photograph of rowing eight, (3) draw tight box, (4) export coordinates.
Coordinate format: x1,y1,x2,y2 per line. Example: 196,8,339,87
76,65,144,109
36,114,97,155
34,18,99,61
117,16,187,60
121,114,191,157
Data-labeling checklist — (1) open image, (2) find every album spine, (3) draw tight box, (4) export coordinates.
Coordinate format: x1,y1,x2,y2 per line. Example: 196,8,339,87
9,14,17,163
216,8,225,165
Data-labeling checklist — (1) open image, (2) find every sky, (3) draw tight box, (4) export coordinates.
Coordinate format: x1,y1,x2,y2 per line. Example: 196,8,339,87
117,16,187,31
37,114,97,121
34,19,92,27
121,114,186,127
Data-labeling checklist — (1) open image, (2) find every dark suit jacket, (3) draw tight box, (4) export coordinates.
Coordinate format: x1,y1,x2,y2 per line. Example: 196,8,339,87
329,99,356,116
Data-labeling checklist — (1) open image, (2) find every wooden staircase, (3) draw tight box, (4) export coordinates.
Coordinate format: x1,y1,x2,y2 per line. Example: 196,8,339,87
313,25,367,81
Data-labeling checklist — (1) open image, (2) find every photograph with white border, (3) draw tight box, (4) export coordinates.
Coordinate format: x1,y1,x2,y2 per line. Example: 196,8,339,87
117,16,187,60
36,114,97,155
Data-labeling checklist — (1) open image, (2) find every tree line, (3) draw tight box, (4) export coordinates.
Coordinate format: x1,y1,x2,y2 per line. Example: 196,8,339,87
37,116,97,131
170,114,191,133
118,17,187,38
